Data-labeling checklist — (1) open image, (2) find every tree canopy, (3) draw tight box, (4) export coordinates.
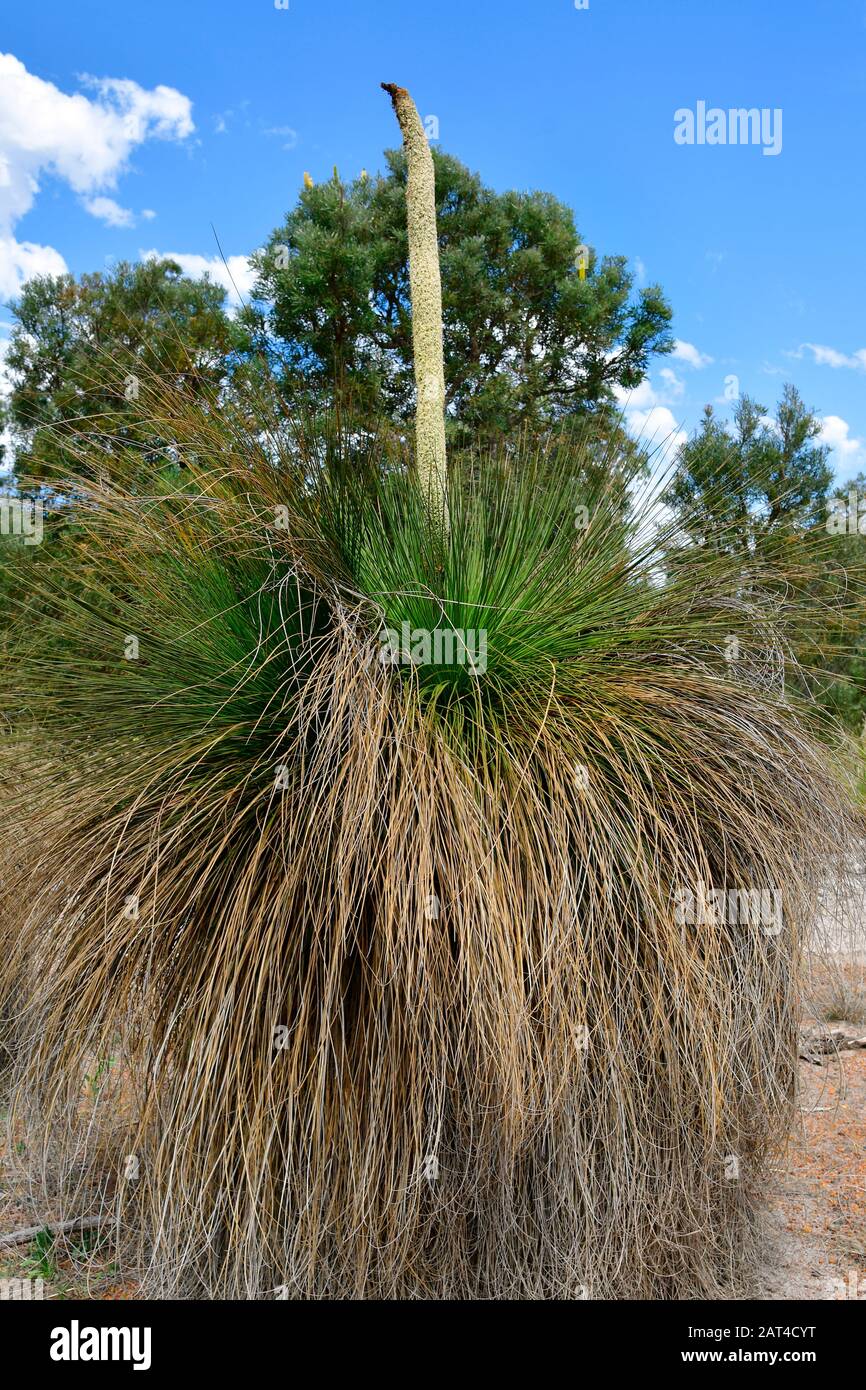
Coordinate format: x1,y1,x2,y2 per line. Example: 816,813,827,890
247,149,674,448
4,257,241,485
662,385,833,560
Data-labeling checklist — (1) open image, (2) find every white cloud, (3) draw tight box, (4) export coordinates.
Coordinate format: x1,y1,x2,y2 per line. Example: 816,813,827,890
141,249,255,307
76,73,194,148
0,51,193,297
818,415,864,463
213,102,250,136
83,195,135,228
264,125,299,151
671,339,713,369
141,208,157,221
658,366,685,399
614,367,684,414
633,256,646,285
0,237,68,299
614,373,687,456
625,405,688,456
796,342,866,372
614,378,657,412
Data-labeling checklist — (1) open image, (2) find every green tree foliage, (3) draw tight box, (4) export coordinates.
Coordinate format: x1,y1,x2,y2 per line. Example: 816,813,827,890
662,386,866,732
247,150,674,449
4,258,241,485
662,386,832,561
817,471,866,732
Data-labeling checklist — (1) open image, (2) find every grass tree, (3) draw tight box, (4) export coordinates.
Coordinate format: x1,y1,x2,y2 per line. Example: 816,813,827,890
0,86,861,1300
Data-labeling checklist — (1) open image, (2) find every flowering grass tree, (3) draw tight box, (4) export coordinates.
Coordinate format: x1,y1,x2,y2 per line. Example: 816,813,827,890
0,85,861,1299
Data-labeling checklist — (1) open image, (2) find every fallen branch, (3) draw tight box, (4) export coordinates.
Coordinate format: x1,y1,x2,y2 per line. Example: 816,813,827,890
0,1215,107,1250
798,1028,866,1064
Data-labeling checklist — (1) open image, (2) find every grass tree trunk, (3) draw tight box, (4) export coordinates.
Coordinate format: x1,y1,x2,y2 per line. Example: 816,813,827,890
382,83,449,534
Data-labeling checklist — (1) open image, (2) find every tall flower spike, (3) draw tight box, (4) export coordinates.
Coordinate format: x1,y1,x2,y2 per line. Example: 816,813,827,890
382,83,449,535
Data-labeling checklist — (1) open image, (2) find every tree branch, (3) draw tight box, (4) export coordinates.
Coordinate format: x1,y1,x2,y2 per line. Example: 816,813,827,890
0,1215,107,1250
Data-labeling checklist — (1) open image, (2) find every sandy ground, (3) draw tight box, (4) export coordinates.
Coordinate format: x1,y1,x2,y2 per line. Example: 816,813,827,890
756,1024,866,1300
748,863,866,1299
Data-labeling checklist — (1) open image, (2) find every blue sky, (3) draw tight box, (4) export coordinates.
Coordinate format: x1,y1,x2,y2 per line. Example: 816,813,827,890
2,0,865,475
